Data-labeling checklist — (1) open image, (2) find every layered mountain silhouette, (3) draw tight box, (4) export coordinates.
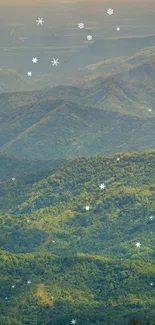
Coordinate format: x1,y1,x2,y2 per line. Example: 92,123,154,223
0,58,155,160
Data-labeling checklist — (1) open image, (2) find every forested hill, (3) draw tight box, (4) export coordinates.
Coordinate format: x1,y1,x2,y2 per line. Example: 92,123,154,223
0,150,155,325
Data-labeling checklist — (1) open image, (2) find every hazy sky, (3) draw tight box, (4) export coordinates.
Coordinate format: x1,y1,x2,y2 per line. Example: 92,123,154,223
0,0,154,5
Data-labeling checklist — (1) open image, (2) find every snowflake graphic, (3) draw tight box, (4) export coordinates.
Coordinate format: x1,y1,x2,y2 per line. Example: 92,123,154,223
51,58,60,66
107,8,114,15
32,57,38,63
36,17,44,25
87,35,92,41
78,22,84,29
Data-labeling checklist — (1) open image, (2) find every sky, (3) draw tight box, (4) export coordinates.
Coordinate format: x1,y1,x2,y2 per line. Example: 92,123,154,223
0,0,154,5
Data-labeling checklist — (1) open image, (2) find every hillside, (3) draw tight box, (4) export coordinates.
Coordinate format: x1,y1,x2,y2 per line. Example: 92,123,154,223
0,86,155,160
0,154,67,181
0,251,155,325
0,150,155,325
0,150,155,260
0,69,36,93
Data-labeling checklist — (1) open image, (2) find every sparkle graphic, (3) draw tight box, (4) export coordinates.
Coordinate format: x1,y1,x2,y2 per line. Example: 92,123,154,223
107,8,114,15
71,320,77,325
116,27,120,31
11,177,15,181
27,280,31,284
32,57,38,63
87,35,92,41
27,71,32,76
116,157,120,161
36,17,44,25
136,242,141,247
85,206,90,211
51,58,60,66
11,285,15,288
78,22,84,29
100,183,106,189
52,240,55,243
150,282,154,286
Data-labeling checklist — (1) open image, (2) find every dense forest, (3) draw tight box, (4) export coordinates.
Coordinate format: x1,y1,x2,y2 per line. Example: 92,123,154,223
0,150,155,325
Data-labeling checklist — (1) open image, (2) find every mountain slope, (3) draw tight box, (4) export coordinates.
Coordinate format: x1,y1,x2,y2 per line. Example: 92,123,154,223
0,250,155,325
0,154,67,181
1,150,155,325
0,150,155,261
0,69,36,92
0,94,155,160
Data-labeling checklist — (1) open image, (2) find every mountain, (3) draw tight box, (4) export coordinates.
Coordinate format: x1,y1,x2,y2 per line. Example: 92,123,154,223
0,154,67,181
1,251,155,325
0,150,155,259
0,69,37,93
0,63,155,160
0,150,155,325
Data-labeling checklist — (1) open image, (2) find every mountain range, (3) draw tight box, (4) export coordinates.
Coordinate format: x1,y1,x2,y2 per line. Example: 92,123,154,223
0,45,155,160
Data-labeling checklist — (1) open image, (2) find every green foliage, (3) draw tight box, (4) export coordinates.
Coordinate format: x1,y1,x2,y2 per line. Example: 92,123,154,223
0,251,155,325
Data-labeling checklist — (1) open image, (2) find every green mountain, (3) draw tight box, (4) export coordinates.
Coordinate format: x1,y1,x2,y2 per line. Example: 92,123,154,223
0,154,66,181
0,77,155,160
0,150,155,325
0,150,155,260
1,251,155,325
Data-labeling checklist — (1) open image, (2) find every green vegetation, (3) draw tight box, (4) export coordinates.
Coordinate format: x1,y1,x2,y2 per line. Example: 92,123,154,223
0,150,155,324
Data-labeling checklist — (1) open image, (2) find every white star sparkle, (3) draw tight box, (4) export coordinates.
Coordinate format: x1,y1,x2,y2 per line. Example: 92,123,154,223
116,27,120,31
11,177,15,181
100,183,106,189
27,280,31,284
36,17,44,25
85,206,90,211
136,242,141,247
27,71,32,76
51,58,60,66
71,320,77,325
32,57,38,63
